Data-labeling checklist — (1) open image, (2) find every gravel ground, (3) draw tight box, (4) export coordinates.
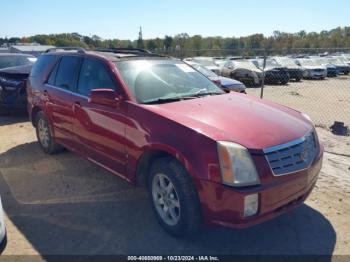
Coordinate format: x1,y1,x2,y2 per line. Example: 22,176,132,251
0,78,349,258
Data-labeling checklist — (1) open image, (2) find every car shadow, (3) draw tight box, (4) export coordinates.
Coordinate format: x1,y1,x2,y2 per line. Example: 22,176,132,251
0,142,336,257
0,112,29,126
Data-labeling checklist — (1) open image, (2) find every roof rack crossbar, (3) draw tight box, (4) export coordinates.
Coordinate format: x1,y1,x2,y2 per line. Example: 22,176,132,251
45,47,86,54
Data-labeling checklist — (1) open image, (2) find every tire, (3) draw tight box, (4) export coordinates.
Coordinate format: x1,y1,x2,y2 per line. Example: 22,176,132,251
295,77,301,82
148,157,202,237
35,111,63,154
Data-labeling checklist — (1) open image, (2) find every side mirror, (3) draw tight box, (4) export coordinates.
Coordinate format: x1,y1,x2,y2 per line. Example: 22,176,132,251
89,89,121,107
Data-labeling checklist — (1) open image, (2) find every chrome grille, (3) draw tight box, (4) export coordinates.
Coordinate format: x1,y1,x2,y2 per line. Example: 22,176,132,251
264,132,318,176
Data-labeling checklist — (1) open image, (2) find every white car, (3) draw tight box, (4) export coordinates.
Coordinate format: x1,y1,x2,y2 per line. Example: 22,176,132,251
295,59,327,79
186,57,221,75
0,197,6,251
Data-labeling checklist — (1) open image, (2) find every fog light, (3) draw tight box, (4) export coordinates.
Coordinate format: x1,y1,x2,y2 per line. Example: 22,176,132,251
244,194,259,217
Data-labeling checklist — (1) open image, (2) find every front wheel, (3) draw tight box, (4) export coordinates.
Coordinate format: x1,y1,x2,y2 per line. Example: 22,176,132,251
148,158,202,237
35,111,63,154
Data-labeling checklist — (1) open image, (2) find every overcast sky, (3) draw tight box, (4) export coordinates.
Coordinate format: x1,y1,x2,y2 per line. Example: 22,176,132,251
1,0,350,39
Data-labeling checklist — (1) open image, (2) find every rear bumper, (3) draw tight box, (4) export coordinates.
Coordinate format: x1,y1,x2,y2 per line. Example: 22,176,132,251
199,146,323,229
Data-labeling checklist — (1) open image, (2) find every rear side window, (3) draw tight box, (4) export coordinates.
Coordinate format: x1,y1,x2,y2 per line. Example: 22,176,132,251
47,61,59,85
55,56,82,90
30,55,57,77
77,58,116,96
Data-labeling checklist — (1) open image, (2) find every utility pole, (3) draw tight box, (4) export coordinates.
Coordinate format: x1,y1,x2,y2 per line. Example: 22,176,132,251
137,26,144,49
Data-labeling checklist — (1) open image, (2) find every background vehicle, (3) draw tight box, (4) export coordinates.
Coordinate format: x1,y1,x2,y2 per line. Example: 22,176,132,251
185,61,246,93
185,57,221,75
221,59,263,87
295,59,327,79
251,58,290,85
273,56,304,81
310,57,339,77
28,48,323,237
0,53,37,70
325,57,350,75
0,53,37,114
339,54,350,65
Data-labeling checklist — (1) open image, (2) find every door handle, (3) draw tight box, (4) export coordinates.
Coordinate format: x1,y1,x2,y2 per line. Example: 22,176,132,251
43,90,49,102
73,101,82,111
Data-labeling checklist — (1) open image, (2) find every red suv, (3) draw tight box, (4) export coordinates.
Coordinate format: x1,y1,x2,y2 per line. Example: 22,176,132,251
27,48,323,236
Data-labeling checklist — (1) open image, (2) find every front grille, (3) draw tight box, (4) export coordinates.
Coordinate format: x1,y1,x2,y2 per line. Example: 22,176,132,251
313,69,323,72
264,131,318,176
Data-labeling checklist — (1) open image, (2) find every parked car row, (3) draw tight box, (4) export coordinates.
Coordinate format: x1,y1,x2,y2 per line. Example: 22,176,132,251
186,53,350,87
0,47,325,238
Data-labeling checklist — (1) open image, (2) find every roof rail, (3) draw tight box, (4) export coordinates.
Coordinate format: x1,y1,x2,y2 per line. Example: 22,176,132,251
94,47,152,54
45,47,86,54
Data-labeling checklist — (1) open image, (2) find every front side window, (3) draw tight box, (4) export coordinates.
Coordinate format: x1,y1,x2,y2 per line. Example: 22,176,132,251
77,58,116,97
115,59,224,104
55,56,82,90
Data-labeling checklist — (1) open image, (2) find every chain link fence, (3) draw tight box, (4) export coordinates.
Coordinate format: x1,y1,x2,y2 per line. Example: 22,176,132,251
167,48,350,129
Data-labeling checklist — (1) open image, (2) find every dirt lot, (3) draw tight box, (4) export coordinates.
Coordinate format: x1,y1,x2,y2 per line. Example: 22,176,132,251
247,76,350,127
0,78,349,258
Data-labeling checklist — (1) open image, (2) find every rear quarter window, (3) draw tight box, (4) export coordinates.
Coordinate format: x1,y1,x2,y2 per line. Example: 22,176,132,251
30,54,57,77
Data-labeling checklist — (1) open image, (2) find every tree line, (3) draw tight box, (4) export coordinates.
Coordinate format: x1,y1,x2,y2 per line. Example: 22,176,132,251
1,26,350,57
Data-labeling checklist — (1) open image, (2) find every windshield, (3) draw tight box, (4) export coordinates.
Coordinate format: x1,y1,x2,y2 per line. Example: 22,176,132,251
115,60,224,104
192,58,216,67
192,64,217,77
0,55,37,69
274,57,299,67
233,60,259,70
256,59,281,68
297,59,317,67
312,58,327,65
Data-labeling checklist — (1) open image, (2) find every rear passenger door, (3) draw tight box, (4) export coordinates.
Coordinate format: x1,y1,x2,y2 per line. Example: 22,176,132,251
71,57,127,178
45,56,82,147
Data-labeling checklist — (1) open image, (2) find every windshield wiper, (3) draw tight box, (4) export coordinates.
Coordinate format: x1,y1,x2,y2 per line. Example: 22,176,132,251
142,95,197,105
190,91,224,97
142,92,224,105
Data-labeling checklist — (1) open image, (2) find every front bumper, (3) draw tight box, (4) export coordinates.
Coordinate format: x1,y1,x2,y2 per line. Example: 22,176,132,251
264,71,290,84
198,146,323,229
287,69,303,80
305,70,327,79
0,86,27,110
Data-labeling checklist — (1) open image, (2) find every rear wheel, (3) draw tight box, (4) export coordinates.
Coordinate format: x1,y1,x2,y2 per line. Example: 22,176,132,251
148,157,202,237
35,111,63,154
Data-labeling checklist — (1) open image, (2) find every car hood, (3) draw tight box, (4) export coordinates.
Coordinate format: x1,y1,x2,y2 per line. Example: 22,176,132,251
209,76,245,88
236,67,262,74
218,76,244,86
0,64,33,76
145,93,311,151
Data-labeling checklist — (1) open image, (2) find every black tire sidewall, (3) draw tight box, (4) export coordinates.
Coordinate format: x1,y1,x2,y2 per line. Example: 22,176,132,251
147,159,200,236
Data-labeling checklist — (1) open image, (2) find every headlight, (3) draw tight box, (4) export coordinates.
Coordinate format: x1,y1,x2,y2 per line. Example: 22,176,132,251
217,141,260,187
